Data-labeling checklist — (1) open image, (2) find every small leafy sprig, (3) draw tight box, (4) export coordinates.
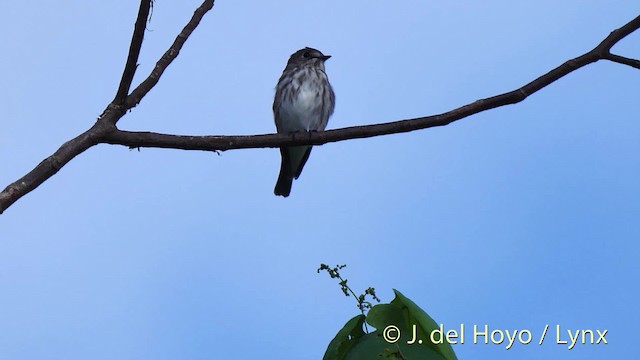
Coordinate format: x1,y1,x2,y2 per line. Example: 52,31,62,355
317,264,381,314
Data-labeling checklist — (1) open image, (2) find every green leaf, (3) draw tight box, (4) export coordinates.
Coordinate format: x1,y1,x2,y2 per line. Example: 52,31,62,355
323,315,367,360
324,290,459,360
345,331,444,360
390,289,458,360
366,303,407,331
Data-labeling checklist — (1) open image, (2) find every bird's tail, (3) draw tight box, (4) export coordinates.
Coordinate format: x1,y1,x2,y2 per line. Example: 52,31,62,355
274,148,293,197
274,146,312,197
274,162,293,197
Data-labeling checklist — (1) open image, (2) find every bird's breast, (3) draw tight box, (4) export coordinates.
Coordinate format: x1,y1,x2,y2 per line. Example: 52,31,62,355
277,79,325,132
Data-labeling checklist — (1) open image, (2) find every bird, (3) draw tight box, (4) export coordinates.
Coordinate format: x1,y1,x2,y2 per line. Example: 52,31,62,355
272,47,335,197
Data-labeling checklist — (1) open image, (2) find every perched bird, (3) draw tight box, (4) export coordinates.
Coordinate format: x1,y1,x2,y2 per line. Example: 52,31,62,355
272,47,335,197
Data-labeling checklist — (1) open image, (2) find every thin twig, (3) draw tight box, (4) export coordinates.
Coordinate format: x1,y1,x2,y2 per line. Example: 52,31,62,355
124,0,215,112
604,53,640,70
114,0,152,103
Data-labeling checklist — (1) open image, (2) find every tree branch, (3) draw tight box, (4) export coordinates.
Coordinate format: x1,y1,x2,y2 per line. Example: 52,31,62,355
0,124,103,214
101,15,640,151
604,53,640,70
1,12,639,214
114,0,152,103
123,0,215,112
0,0,215,214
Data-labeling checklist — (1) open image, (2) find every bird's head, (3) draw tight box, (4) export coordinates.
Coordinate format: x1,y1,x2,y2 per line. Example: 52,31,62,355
285,47,331,70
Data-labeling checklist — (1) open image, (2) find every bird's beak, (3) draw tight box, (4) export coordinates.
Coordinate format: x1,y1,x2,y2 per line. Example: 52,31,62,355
321,55,331,61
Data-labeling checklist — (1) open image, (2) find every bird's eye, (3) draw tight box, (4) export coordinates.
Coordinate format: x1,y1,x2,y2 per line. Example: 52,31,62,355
303,51,311,58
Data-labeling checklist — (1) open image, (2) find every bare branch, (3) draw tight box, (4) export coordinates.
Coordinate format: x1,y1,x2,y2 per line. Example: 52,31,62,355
1,12,639,214
0,124,102,213
99,15,640,151
123,0,215,112
114,0,152,103
604,53,640,70
0,1,215,214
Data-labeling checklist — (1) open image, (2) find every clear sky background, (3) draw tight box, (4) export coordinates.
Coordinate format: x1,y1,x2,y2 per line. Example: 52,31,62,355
1,1,639,359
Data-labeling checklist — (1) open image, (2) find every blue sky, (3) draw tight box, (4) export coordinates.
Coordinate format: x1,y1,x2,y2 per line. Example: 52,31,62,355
1,1,639,359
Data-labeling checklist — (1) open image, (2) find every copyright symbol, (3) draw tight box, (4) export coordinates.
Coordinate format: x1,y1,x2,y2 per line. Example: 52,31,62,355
383,325,401,343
